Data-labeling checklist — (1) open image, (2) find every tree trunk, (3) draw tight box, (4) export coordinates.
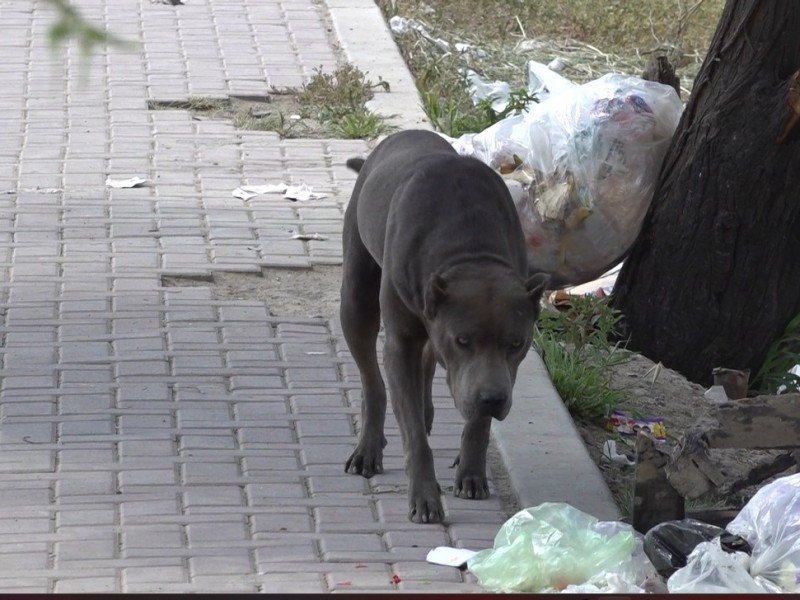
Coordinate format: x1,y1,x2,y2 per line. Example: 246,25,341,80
612,0,800,386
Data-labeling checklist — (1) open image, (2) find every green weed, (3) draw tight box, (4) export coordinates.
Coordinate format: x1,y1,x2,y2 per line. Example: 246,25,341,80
328,109,396,139
750,311,800,395
533,296,632,422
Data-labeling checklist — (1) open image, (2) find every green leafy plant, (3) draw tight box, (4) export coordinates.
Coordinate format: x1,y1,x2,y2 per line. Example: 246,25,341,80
533,295,632,421
750,311,800,395
329,109,396,139
293,64,393,139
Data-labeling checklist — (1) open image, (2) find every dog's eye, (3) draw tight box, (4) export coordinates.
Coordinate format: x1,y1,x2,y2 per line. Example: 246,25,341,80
510,339,525,351
456,336,470,347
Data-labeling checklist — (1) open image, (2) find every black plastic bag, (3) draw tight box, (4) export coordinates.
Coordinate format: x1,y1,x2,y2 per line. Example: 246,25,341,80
643,519,725,578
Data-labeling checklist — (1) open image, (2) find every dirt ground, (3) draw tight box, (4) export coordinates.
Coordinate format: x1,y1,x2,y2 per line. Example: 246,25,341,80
578,350,796,518
171,267,796,519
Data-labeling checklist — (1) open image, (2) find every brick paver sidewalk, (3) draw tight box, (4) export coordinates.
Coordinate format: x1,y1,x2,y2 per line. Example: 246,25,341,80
0,0,514,592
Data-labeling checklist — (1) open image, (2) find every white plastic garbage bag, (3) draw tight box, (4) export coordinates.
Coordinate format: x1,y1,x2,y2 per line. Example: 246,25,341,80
726,472,800,592
454,72,684,287
667,538,773,593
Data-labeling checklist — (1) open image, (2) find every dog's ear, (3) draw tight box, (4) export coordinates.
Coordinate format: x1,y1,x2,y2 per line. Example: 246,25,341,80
424,273,447,320
524,272,550,305
346,157,365,173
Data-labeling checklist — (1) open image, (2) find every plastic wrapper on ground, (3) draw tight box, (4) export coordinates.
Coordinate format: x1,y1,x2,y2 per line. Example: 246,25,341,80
466,502,657,593
454,73,684,287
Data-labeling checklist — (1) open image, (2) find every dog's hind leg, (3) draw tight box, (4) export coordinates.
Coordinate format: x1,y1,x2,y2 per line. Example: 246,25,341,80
341,209,387,479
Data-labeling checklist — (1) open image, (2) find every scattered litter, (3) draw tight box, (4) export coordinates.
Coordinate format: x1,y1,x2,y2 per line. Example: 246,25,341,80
608,410,666,440
426,546,477,569
354,563,367,569
391,574,402,585
284,184,327,202
388,16,449,53
291,233,329,241
231,183,288,200
602,439,634,466
467,502,657,593
336,581,351,586
454,42,486,57
464,69,511,114
703,385,729,404
453,71,684,287
305,351,327,356
711,366,750,399
106,176,147,188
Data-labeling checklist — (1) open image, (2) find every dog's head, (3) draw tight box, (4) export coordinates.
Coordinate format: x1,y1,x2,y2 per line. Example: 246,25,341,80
423,267,549,421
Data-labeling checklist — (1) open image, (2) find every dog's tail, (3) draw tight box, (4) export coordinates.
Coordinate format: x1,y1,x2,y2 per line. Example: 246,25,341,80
346,157,365,173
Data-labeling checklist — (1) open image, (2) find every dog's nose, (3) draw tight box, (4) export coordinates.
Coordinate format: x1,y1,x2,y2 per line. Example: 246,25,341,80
478,392,508,411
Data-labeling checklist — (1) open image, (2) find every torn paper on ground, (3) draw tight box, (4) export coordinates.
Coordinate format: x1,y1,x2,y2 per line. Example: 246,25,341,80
284,184,327,202
106,176,147,188
232,183,288,200
291,233,329,241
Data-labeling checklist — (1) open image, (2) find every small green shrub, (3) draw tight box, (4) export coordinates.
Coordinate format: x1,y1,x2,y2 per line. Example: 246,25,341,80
533,295,632,422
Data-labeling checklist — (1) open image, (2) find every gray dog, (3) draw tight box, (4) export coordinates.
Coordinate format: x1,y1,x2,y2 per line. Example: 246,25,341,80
341,129,549,524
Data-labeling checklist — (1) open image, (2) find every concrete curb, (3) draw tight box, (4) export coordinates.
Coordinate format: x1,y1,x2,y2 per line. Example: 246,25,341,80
326,0,622,521
325,0,431,131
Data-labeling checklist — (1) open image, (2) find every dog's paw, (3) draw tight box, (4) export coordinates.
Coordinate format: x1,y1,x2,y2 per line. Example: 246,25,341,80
344,444,384,478
408,480,446,524
454,470,490,500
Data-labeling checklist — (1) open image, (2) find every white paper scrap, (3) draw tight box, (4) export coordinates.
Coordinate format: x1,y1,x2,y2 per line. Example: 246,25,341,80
291,233,329,241
232,183,288,200
602,439,635,466
106,176,147,188
284,184,327,202
425,546,478,569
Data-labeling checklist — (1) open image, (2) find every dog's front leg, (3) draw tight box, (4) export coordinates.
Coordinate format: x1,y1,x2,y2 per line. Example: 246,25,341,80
384,333,445,524
454,416,492,499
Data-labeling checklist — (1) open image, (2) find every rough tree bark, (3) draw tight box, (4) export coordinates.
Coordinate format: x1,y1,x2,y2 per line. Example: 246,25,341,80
612,0,800,386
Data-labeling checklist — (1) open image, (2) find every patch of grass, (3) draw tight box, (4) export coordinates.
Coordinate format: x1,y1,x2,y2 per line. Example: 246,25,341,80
232,111,310,138
328,108,396,139
147,97,231,114
147,65,392,140
293,64,394,138
750,311,800,395
533,295,632,422
186,96,228,111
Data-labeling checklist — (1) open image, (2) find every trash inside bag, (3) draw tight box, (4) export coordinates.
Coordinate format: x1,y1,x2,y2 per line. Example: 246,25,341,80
644,519,726,578
725,472,800,592
667,538,772,593
466,502,657,592
454,72,683,287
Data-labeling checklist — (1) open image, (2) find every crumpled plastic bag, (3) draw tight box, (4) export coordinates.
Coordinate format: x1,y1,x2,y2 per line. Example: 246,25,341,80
454,72,683,287
725,472,800,592
667,538,774,593
643,519,727,578
466,502,657,593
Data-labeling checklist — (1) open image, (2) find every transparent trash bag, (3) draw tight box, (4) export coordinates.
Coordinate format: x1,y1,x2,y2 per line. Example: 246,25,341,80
466,502,656,592
453,72,684,287
725,472,800,592
667,539,772,593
